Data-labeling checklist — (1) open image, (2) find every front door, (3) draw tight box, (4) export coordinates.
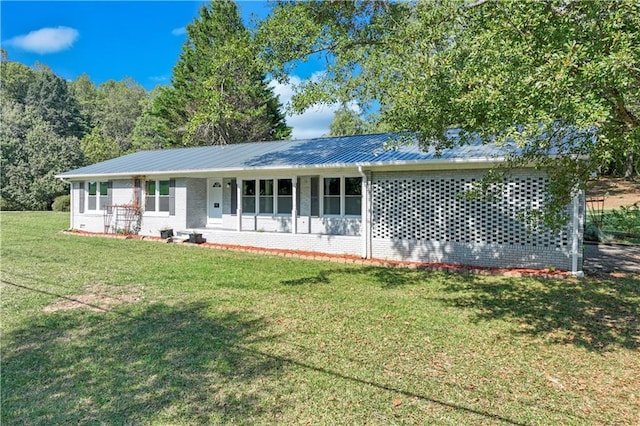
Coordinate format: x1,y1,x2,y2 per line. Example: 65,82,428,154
208,178,223,224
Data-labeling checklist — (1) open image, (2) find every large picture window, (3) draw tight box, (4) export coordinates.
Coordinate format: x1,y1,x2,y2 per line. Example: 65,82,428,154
322,177,362,216
145,180,170,212
87,181,109,211
241,179,295,215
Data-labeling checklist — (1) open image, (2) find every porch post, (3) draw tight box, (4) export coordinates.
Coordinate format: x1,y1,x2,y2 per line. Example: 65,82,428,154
292,176,298,234
236,178,242,232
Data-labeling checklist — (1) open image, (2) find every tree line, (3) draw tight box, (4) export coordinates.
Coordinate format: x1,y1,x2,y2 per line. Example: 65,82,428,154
2,0,638,216
1,0,289,210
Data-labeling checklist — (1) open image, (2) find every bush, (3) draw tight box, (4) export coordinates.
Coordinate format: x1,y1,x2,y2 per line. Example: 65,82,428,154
52,195,70,212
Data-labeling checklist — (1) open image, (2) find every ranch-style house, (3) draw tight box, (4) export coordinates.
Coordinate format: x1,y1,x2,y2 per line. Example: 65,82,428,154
57,132,586,275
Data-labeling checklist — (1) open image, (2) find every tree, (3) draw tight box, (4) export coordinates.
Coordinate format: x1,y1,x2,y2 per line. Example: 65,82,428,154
154,0,290,146
130,89,174,151
258,0,640,224
70,73,98,129
328,107,367,137
1,60,37,105
1,99,83,210
94,78,147,153
25,63,85,138
80,126,120,165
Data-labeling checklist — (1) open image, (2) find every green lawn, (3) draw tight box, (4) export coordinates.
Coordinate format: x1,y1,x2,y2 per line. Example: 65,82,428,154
1,212,638,425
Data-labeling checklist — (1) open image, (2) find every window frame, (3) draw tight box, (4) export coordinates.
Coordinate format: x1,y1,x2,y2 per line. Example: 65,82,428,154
320,176,362,217
144,179,171,214
241,178,295,216
86,180,109,212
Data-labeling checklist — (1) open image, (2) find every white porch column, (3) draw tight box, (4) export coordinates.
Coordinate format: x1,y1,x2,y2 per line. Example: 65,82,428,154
292,176,298,234
236,178,242,232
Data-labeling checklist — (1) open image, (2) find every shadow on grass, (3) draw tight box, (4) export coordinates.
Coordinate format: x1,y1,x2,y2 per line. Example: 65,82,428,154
440,276,639,352
2,299,283,424
280,265,447,288
282,266,638,352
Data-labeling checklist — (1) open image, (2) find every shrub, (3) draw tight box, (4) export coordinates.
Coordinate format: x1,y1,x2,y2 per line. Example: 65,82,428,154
52,195,71,212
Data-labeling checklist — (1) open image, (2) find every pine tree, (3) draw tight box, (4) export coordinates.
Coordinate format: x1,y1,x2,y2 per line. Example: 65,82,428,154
153,0,290,146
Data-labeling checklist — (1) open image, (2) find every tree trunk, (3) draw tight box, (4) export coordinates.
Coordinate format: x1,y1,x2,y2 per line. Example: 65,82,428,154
624,150,635,181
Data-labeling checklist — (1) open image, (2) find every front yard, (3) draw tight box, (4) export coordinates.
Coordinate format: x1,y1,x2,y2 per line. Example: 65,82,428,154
1,213,638,425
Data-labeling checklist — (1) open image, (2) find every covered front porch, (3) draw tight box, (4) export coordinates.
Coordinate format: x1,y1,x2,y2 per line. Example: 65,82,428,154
187,174,366,237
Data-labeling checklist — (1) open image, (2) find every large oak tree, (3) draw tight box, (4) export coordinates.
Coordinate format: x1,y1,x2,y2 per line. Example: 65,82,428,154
258,0,639,224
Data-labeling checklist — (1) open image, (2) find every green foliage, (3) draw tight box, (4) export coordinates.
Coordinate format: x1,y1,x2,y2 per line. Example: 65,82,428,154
25,64,86,138
152,0,290,146
1,55,150,209
328,107,367,137
94,78,147,152
130,93,174,151
1,98,82,210
0,60,37,104
52,195,71,212
259,0,640,225
80,126,120,164
70,73,98,129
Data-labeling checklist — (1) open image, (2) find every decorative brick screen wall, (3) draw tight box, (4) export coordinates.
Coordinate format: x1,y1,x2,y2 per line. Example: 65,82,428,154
370,170,575,270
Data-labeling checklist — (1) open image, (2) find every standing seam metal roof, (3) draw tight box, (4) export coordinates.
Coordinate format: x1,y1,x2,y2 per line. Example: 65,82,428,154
57,132,513,178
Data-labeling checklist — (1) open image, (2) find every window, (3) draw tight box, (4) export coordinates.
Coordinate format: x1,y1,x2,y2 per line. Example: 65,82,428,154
145,180,170,212
242,180,256,213
88,181,108,211
259,179,274,214
323,177,341,215
345,177,362,215
322,177,362,216
310,177,320,216
241,179,296,215
145,181,156,211
158,180,170,212
277,179,292,214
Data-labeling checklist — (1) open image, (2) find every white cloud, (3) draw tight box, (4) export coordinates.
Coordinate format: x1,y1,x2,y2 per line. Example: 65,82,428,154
4,26,78,54
171,27,187,36
149,75,170,83
270,76,360,140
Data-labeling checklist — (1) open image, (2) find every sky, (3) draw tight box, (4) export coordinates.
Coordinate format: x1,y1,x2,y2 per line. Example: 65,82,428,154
0,1,342,139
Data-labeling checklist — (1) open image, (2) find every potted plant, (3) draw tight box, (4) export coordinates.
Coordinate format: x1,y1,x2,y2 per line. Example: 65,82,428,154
188,230,205,244
160,227,174,239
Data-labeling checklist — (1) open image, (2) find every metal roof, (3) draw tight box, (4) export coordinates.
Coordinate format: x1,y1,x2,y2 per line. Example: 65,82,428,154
57,131,515,179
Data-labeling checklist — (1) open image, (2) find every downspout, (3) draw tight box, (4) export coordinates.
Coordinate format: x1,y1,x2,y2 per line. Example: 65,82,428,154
358,166,368,259
571,189,584,278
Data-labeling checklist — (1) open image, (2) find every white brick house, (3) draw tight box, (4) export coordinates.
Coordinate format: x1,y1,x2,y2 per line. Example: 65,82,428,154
57,132,586,275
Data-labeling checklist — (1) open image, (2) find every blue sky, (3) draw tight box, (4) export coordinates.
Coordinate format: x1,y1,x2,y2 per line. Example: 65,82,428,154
1,1,341,139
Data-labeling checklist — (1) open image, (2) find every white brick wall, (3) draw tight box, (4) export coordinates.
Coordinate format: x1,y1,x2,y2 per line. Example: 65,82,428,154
200,229,362,256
